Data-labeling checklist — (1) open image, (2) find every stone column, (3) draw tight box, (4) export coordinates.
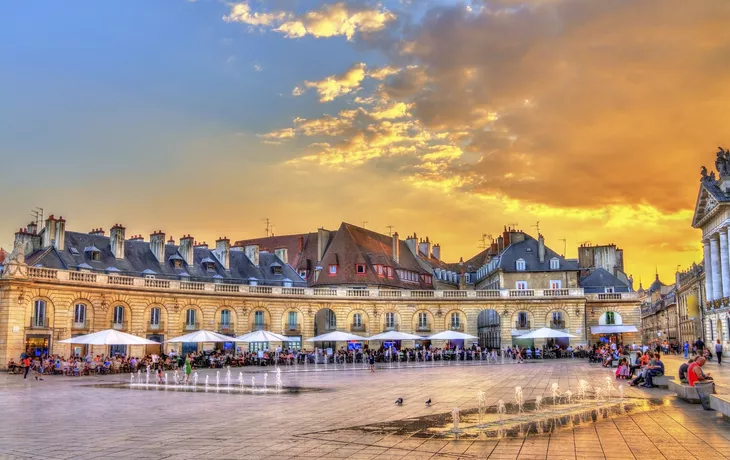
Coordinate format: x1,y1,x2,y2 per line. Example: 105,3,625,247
722,230,730,299
711,235,723,301
704,240,714,302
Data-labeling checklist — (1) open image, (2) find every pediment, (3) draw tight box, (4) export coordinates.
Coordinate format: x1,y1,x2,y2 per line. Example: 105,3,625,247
692,182,721,228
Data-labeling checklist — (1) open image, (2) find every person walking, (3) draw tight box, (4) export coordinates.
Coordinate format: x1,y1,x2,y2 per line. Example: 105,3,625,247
683,341,689,359
184,355,192,384
368,352,375,372
695,337,705,356
22,355,31,380
716,339,723,365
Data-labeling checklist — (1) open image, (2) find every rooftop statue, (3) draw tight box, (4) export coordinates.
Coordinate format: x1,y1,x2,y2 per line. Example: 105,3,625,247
716,147,730,176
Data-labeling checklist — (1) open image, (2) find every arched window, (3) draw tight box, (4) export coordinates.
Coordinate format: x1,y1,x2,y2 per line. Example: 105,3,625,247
112,306,124,328
451,312,461,328
599,311,622,326
353,313,362,328
33,300,46,327
550,258,560,270
516,258,526,271
551,311,563,328
254,310,265,329
517,312,529,329
605,311,615,325
220,309,231,327
74,303,86,326
385,312,396,328
150,307,161,326
185,309,196,328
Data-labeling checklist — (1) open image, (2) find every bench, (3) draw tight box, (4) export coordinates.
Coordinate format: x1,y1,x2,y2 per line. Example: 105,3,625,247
669,380,700,403
710,394,730,419
653,375,675,389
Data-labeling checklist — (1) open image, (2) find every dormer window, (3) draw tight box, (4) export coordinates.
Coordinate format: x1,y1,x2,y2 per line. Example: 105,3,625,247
550,258,560,270
272,264,283,275
298,269,308,279
356,264,366,275
386,267,393,278
375,265,384,277
516,258,526,271
328,265,338,275
84,245,101,261
173,259,183,269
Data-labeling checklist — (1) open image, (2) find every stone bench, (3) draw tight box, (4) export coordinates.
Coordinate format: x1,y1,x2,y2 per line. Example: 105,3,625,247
653,375,674,389
710,394,730,419
668,380,700,403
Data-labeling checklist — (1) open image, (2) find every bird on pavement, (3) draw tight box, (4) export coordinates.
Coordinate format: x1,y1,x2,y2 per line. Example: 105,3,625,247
425,398,431,407
395,397,403,405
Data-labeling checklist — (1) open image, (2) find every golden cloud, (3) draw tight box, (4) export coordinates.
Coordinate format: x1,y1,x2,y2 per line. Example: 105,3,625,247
295,63,367,102
224,2,395,41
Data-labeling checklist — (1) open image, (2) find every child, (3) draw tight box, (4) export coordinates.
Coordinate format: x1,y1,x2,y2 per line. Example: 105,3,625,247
157,367,163,384
616,358,629,379
368,353,375,372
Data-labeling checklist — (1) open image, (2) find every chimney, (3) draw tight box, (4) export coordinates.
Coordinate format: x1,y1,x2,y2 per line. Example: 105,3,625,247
179,235,194,266
245,244,260,266
392,232,400,263
405,233,418,255
43,215,57,248
194,241,208,249
298,235,304,254
502,227,511,247
432,243,440,261
150,231,165,263
538,234,545,263
26,222,38,234
317,228,330,262
129,235,144,242
418,237,431,257
215,237,231,270
167,236,175,245
110,224,126,259
497,235,504,252
15,228,41,255
54,216,66,250
89,228,105,236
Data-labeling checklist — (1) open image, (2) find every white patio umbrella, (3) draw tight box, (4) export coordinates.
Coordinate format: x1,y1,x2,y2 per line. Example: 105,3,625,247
367,331,425,341
426,331,479,341
166,330,235,343
234,330,288,342
517,327,577,340
306,331,367,342
58,329,159,345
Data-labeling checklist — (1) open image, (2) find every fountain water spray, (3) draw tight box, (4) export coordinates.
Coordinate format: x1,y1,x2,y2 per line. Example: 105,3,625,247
216,370,220,389
145,366,150,386
450,407,462,438
497,399,507,422
578,380,589,400
534,395,542,412
550,382,560,405
164,373,168,386
264,373,268,391
137,369,142,384
275,367,283,392
193,372,199,387
477,390,487,423
173,370,180,385
603,376,614,399
205,375,209,391
564,390,573,405
514,386,524,413
130,373,135,384
618,385,625,399
238,372,244,391
251,376,256,391
594,387,603,403
226,366,232,388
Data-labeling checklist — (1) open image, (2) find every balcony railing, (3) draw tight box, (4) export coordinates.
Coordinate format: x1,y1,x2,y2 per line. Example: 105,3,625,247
110,321,128,331
416,323,431,332
515,321,530,330
24,267,608,300
351,323,366,332
184,322,200,331
286,323,301,332
72,321,88,330
253,323,268,331
30,317,49,329
147,322,165,332
218,323,234,333
324,324,337,332
384,323,399,331
550,320,565,329
450,323,464,331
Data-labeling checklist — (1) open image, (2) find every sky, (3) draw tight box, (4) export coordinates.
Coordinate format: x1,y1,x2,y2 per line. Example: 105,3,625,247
2,0,729,287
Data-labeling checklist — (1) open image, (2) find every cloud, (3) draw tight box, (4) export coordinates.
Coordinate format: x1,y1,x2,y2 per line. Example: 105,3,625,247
294,63,368,102
224,2,396,41
253,63,263,72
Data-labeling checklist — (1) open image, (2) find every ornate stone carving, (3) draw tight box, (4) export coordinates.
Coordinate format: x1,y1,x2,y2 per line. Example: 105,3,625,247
716,147,730,176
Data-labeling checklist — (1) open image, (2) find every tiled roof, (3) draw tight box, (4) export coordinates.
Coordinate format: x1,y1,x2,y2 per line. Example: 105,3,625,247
24,230,304,286
497,233,579,272
580,268,630,288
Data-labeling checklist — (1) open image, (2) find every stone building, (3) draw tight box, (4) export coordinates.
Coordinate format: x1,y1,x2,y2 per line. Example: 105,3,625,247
692,149,730,346
0,216,641,367
675,263,705,345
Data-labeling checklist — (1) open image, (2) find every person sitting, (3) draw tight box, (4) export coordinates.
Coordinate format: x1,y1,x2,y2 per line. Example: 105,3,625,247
629,353,655,386
642,353,664,388
688,357,713,386
616,358,630,379
678,356,696,383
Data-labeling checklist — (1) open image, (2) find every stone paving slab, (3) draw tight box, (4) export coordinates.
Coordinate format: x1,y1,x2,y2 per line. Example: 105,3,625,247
1,358,730,459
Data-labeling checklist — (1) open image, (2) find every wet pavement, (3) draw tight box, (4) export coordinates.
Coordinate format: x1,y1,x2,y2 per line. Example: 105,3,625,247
1,356,729,459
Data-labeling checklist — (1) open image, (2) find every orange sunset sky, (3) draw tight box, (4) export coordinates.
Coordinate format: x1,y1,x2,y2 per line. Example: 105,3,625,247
2,0,729,286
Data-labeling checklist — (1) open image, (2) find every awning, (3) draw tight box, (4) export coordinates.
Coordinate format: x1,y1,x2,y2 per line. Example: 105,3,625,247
590,325,638,334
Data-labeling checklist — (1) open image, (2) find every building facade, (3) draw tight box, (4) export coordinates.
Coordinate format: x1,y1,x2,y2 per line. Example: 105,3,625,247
676,263,705,345
692,150,730,348
0,217,642,367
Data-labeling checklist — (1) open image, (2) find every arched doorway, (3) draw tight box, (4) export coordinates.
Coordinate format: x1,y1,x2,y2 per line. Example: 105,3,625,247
314,308,338,350
477,309,501,350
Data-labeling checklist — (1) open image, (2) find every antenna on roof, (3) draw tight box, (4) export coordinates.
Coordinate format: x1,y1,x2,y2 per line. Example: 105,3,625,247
508,222,519,230
386,225,395,236
263,218,272,237
31,207,43,228
478,233,492,249
361,221,368,229
532,221,541,235
558,238,567,257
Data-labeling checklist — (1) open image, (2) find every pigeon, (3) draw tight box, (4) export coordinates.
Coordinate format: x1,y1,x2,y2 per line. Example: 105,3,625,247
395,397,403,405
425,398,431,407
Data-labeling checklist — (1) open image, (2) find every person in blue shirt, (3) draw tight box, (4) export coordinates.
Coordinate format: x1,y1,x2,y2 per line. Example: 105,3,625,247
683,341,689,359
643,352,664,388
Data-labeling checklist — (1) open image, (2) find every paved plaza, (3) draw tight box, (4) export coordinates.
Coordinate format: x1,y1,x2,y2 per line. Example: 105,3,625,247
1,357,730,460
